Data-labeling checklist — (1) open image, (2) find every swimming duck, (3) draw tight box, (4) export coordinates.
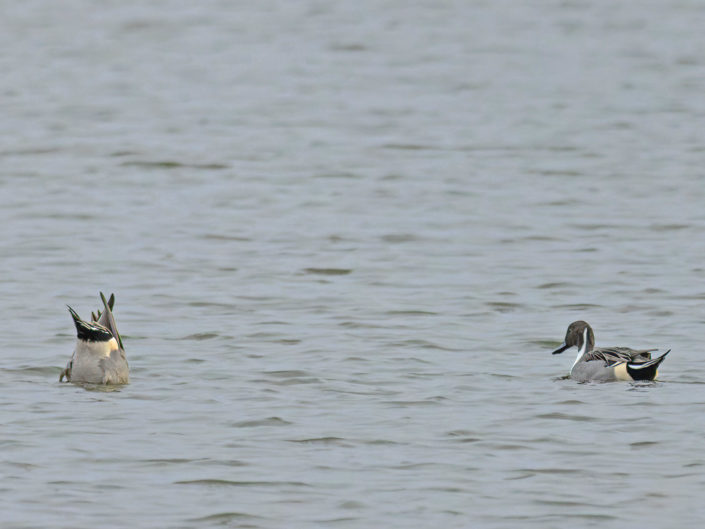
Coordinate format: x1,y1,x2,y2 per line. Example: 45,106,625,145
551,320,669,382
60,292,128,385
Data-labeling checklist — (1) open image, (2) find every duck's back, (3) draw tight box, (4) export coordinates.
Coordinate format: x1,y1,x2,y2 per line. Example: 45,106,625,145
572,346,660,382
587,346,655,365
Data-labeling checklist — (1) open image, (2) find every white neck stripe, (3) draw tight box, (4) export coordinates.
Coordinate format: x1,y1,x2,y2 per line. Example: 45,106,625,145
572,327,589,369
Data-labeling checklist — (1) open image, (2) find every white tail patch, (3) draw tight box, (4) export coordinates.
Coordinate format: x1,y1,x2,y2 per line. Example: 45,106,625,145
77,337,118,358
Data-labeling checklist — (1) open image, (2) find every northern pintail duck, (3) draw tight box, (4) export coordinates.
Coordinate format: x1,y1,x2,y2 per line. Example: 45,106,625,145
551,321,669,382
60,293,128,385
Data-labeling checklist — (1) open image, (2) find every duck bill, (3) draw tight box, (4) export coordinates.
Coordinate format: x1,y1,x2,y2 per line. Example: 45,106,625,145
551,342,570,355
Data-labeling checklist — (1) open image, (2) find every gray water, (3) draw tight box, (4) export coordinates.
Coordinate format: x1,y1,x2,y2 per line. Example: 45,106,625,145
2,1,705,527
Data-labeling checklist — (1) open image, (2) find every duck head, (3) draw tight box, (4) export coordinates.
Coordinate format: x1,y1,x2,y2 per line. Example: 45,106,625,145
551,320,595,355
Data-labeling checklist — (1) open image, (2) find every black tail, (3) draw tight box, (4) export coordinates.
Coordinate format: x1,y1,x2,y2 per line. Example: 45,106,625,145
626,350,670,381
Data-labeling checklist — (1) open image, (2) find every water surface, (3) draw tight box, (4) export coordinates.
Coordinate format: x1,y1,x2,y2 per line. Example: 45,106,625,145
2,1,705,528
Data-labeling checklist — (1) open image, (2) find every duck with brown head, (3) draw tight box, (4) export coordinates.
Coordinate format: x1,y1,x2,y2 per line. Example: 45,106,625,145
551,320,669,382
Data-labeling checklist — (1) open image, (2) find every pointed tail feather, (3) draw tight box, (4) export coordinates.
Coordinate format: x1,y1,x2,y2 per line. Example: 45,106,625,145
98,292,124,350
92,295,114,322
626,350,670,381
67,305,82,325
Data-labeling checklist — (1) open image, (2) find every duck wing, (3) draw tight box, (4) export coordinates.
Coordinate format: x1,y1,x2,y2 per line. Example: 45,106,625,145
587,346,657,366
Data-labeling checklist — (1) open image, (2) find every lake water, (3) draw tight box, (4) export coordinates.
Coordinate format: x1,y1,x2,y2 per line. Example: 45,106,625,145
2,1,705,528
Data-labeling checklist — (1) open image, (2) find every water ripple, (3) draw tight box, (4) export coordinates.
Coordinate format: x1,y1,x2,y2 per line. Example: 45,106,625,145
176,479,311,488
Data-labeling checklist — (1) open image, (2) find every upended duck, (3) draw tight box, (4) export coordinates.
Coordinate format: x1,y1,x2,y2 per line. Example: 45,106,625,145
551,320,669,382
60,292,128,385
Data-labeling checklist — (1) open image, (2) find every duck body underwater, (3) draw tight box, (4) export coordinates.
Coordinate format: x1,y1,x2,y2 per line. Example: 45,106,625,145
60,292,128,385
